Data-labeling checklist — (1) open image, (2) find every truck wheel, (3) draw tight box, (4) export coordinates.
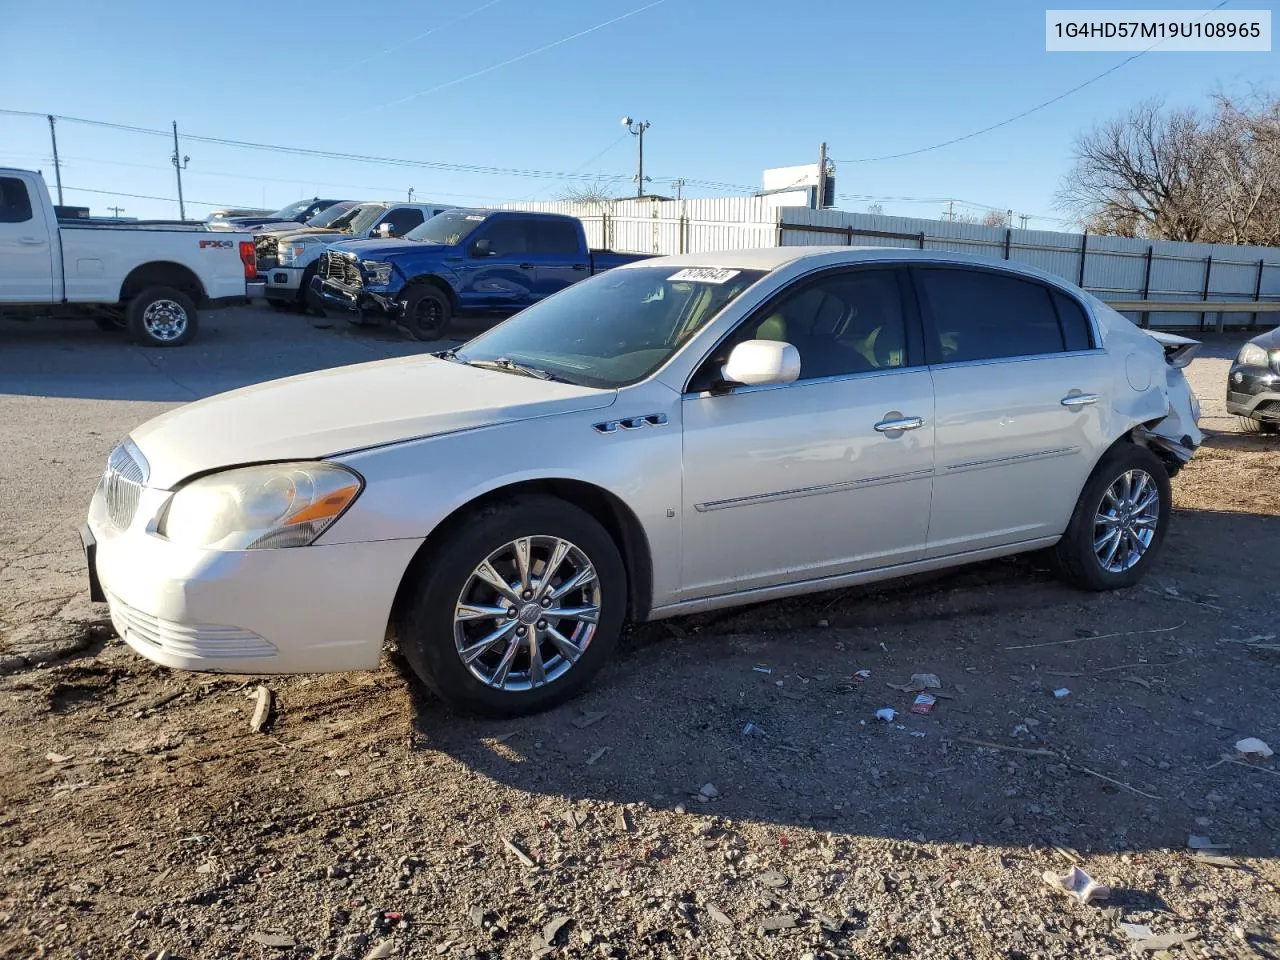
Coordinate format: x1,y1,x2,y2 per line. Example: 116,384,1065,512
1053,443,1171,591
127,287,197,347
393,495,626,716
398,285,452,340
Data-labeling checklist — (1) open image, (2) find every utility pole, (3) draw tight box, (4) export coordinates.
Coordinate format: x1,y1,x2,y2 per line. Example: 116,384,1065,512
1019,213,1030,229
670,179,685,201
170,121,189,220
816,142,827,209
945,200,955,223
1006,208,1013,229
407,187,416,202
621,117,651,198
47,115,64,206
107,206,125,217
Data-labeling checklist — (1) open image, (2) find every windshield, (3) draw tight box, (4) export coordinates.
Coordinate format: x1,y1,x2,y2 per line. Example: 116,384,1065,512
344,203,390,234
273,198,316,220
456,266,766,388
304,201,358,228
405,210,489,244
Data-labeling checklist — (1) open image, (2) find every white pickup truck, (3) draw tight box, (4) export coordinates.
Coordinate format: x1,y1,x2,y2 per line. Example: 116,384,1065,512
0,168,259,347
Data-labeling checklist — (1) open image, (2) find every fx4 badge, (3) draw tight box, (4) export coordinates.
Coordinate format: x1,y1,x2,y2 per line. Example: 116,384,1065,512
199,239,234,249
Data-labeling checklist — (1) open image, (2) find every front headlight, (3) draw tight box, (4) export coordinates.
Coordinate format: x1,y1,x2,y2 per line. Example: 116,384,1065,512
1238,342,1269,366
159,462,362,550
362,260,394,285
278,241,310,266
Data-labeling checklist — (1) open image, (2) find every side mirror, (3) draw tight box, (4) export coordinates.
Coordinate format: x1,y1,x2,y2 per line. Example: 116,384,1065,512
721,339,801,387
470,237,492,258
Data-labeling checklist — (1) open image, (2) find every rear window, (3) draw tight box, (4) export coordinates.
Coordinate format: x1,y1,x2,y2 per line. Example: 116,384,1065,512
0,177,33,223
916,268,1068,363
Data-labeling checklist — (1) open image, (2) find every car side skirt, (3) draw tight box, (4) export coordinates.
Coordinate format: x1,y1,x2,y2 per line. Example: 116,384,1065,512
646,536,1061,620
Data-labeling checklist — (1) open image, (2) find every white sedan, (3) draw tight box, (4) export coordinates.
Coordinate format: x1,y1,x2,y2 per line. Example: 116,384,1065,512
83,248,1202,715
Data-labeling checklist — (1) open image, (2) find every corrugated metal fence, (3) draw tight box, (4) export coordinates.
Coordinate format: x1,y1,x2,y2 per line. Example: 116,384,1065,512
502,197,1280,330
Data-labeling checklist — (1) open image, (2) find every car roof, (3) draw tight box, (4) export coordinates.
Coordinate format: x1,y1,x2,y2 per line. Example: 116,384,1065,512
619,246,1082,289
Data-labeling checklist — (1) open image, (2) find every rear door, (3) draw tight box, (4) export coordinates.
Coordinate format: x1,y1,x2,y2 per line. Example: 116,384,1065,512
527,219,587,299
455,217,537,310
0,176,54,303
912,265,1111,557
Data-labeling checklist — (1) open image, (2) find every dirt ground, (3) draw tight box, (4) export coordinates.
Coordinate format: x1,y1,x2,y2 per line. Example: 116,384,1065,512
1,327,1278,960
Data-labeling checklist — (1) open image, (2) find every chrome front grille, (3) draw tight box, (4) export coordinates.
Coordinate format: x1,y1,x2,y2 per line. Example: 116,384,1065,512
255,234,279,271
102,441,148,529
319,251,362,288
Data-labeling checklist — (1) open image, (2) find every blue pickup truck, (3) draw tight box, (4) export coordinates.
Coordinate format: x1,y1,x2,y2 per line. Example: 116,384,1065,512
311,209,651,338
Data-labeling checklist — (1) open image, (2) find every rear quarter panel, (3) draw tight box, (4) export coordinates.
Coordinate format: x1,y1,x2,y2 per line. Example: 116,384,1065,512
59,226,250,302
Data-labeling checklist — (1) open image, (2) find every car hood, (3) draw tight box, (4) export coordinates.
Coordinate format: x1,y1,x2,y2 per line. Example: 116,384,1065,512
271,227,351,242
329,238,450,258
131,355,615,489
1247,325,1280,351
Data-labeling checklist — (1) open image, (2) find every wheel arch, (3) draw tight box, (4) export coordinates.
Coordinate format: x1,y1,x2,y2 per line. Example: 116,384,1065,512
402,274,458,312
118,261,206,304
388,477,655,628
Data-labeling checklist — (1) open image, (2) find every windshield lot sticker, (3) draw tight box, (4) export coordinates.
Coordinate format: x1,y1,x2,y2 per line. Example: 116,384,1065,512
668,267,741,284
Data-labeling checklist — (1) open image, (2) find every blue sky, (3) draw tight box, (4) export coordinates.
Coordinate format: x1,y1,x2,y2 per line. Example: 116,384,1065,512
1,0,1274,223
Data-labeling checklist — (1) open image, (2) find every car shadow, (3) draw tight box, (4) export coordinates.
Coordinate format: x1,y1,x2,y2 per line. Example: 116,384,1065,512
397,506,1280,859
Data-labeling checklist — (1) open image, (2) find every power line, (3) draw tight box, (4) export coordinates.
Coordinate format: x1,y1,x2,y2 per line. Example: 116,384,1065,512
836,0,1231,164
371,0,669,114
525,133,632,200
338,0,504,74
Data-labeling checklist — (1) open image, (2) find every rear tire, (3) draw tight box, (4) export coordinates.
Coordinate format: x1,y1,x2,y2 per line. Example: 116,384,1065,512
394,495,626,716
1054,443,1171,591
1237,415,1278,435
398,284,452,340
126,287,197,347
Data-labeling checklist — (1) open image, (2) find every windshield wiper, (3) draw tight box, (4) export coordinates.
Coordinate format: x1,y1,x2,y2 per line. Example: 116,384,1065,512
467,357,572,383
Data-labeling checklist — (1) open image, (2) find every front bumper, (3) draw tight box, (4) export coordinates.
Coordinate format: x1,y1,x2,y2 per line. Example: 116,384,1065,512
309,275,399,315
1226,364,1280,421
266,266,306,297
86,487,422,674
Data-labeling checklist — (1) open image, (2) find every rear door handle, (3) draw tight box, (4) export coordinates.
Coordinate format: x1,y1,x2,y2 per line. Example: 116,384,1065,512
571,263,587,271
1061,393,1099,407
19,237,45,246
874,416,924,433
518,262,535,270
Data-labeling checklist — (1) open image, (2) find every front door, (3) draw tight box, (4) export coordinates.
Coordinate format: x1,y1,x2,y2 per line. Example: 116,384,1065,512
679,267,936,600
455,217,537,310
912,265,1112,556
0,176,54,303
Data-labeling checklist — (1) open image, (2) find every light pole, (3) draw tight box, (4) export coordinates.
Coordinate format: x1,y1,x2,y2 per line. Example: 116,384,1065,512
621,116,651,198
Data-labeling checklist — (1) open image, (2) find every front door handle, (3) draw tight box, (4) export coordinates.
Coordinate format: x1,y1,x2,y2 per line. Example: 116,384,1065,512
1061,393,1099,407
571,263,587,271
874,416,924,433
19,237,45,246
518,262,535,270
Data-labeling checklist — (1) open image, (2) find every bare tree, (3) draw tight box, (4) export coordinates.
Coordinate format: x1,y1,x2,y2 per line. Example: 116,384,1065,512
554,178,620,208
1206,90,1280,246
865,202,884,216
980,210,1010,228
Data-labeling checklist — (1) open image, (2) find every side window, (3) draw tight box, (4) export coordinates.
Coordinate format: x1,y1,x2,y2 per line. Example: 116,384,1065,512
1052,290,1094,351
690,269,911,390
484,219,532,256
381,208,425,235
0,177,34,223
916,268,1065,363
529,220,580,255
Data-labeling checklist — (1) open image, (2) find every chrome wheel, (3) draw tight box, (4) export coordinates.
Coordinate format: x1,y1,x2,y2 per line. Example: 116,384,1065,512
141,299,189,341
454,535,601,692
1093,468,1159,573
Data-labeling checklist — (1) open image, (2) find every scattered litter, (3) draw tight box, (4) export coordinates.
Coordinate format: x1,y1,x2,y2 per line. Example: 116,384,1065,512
911,673,941,689
875,708,896,723
910,693,937,715
249,685,274,733
1235,737,1273,759
698,783,719,800
563,808,588,830
1192,852,1241,869
758,869,789,888
334,769,351,778
742,722,766,737
45,752,73,763
1131,931,1198,953
364,942,395,960
756,914,797,936
1053,688,1071,699
816,619,829,628
1042,865,1110,904
707,906,733,927
541,915,571,946
615,808,635,833
879,642,888,652
1120,923,1154,939
853,669,871,682
909,731,926,738
571,711,608,730
585,747,610,765
1121,675,1152,690
1187,835,1229,850
249,933,296,948
753,665,773,675
503,837,537,868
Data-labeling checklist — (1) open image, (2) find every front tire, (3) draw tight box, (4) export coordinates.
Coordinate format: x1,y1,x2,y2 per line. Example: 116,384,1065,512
394,496,626,716
1054,443,1172,591
1237,415,1279,435
126,287,197,347
398,284,452,340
